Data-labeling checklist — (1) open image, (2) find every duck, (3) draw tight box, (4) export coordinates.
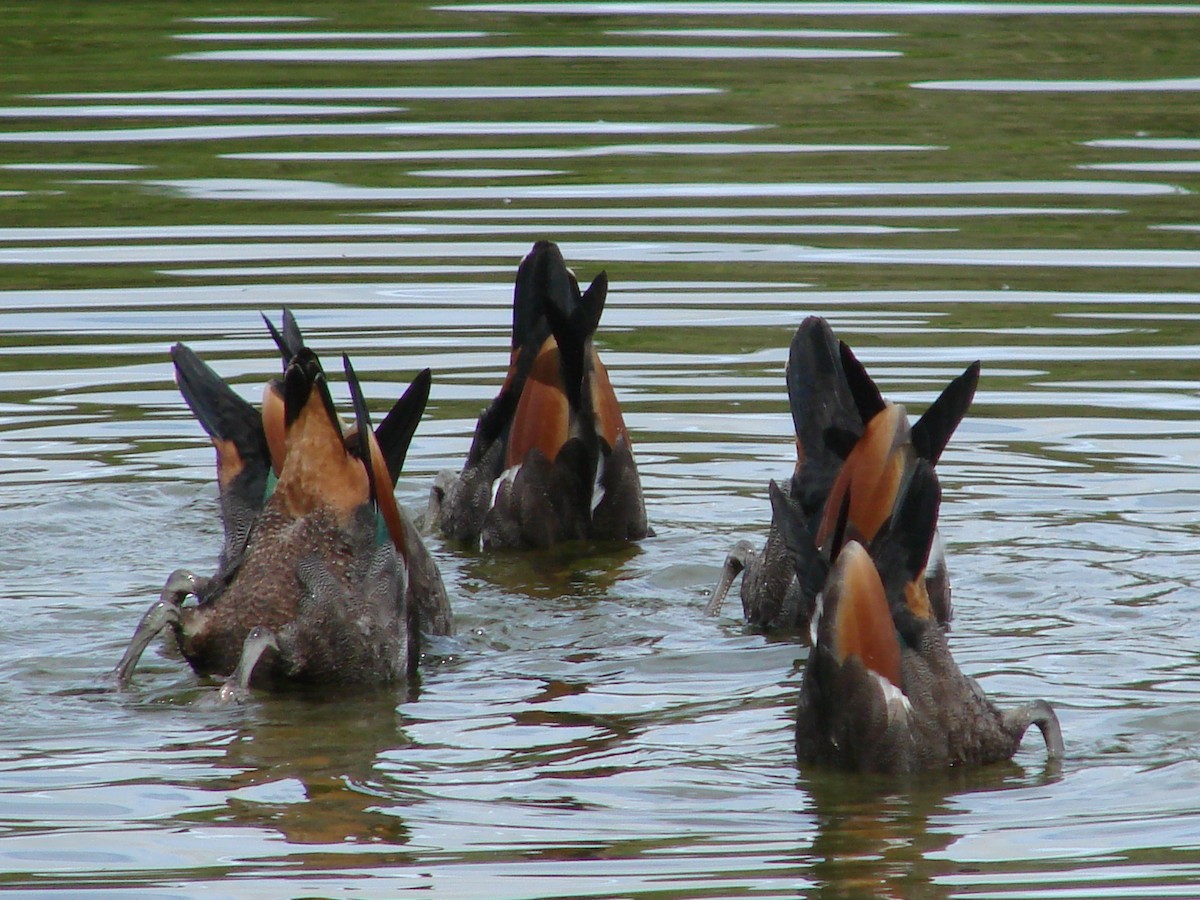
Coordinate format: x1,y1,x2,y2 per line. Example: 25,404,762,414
115,320,450,696
706,316,977,637
770,461,1064,772
426,240,648,549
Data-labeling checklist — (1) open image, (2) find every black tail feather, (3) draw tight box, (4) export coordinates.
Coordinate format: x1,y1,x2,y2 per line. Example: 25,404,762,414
786,317,863,517
170,343,271,563
375,368,432,484
263,308,305,367
839,339,888,425
342,353,378,507
869,459,942,610
539,247,603,414
910,361,980,464
511,240,561,352
283,348,338,431
171,343,265,458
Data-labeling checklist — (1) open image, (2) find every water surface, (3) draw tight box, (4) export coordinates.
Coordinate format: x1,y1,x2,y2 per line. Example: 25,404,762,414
2,3,1200,897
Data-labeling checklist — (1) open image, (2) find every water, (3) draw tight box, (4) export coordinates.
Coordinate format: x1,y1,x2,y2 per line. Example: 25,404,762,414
2,3,1200,896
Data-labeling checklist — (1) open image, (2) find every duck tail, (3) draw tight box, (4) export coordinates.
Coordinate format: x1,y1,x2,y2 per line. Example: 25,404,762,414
374,368,432,485
538,245,605,415
170,343,270,492
786,317,864,518
870,458,942,626
821,540,903,689
263,307,305,367
910,360,980,464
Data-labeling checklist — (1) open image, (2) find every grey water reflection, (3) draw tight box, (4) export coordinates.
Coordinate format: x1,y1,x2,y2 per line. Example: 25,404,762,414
3,0,1200,897
225,141,937,162
173,45,901,63
174,30,490,42
146,176,1182,202
0,120,757,144
0,103,402,118
38,86,720,100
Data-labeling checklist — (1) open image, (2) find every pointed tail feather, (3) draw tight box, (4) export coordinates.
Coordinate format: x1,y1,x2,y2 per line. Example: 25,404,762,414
539,257,604,415
375,368,432,484
910,360,980,464
511,240,564,352
171,343,271,560
839,339,887,426
869,459,942,618
283,348,338,432
342,353,378,507
263,307,305,367
786,317,863,517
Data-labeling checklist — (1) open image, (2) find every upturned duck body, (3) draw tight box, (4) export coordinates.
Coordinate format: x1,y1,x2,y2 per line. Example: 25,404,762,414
771,462,1063,773
707,317,976,637
116,318,450,696
427,240,648,549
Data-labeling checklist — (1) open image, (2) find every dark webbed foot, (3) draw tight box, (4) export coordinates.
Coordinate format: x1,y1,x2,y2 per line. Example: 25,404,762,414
424,470,456,535
705,539,755,616
214,626,281,704
113,569,208,687
1003,699,1065,759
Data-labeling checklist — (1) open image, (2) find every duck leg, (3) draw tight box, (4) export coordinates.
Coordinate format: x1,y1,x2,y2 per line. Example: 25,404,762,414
215,626,280,704
705,540,756,616
113,569,208,687
1002,699,1065,759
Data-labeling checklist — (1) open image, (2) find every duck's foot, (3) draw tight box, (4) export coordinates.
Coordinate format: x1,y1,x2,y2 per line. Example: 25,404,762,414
1004,699,1065,759
112,569,207,688
705,540,754,616
423,470,457,535
214,626,281,705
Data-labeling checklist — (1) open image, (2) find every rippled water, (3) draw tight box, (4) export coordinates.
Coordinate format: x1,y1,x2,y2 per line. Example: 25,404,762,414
3,3,1200,897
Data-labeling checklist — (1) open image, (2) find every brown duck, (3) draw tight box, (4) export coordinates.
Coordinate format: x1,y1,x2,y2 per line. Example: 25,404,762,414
427,240,648,549
707,316,976,636
770,461,1063,773
116,324,449,696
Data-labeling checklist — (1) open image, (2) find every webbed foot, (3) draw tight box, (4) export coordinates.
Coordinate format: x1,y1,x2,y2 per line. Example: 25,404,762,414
112,569,208,688
705,540,755,616
1003,699,1065,760
424,470,457,535
214,626,280,705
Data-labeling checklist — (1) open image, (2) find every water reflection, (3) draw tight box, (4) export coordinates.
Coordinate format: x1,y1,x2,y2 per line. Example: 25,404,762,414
189,693,418,849
1,162,147,171
410,167,567,178
226,141,937,162
0,120,755,143
1081,161,1200,172
182,15,320,23
916,77,1200,92
1088,139,1200,150
10,239,1200,269
441,2,1200,15
375,204,1121,219
38,86,721,100
174,46,902,63
0,103,401,118
148,176,1182,202
175,30,490,42
610,27,898,37
5,0,1200,895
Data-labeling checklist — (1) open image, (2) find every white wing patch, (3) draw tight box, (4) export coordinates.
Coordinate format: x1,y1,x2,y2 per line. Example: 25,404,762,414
590,453,606,514
870,671,912,725
490,463,522,508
